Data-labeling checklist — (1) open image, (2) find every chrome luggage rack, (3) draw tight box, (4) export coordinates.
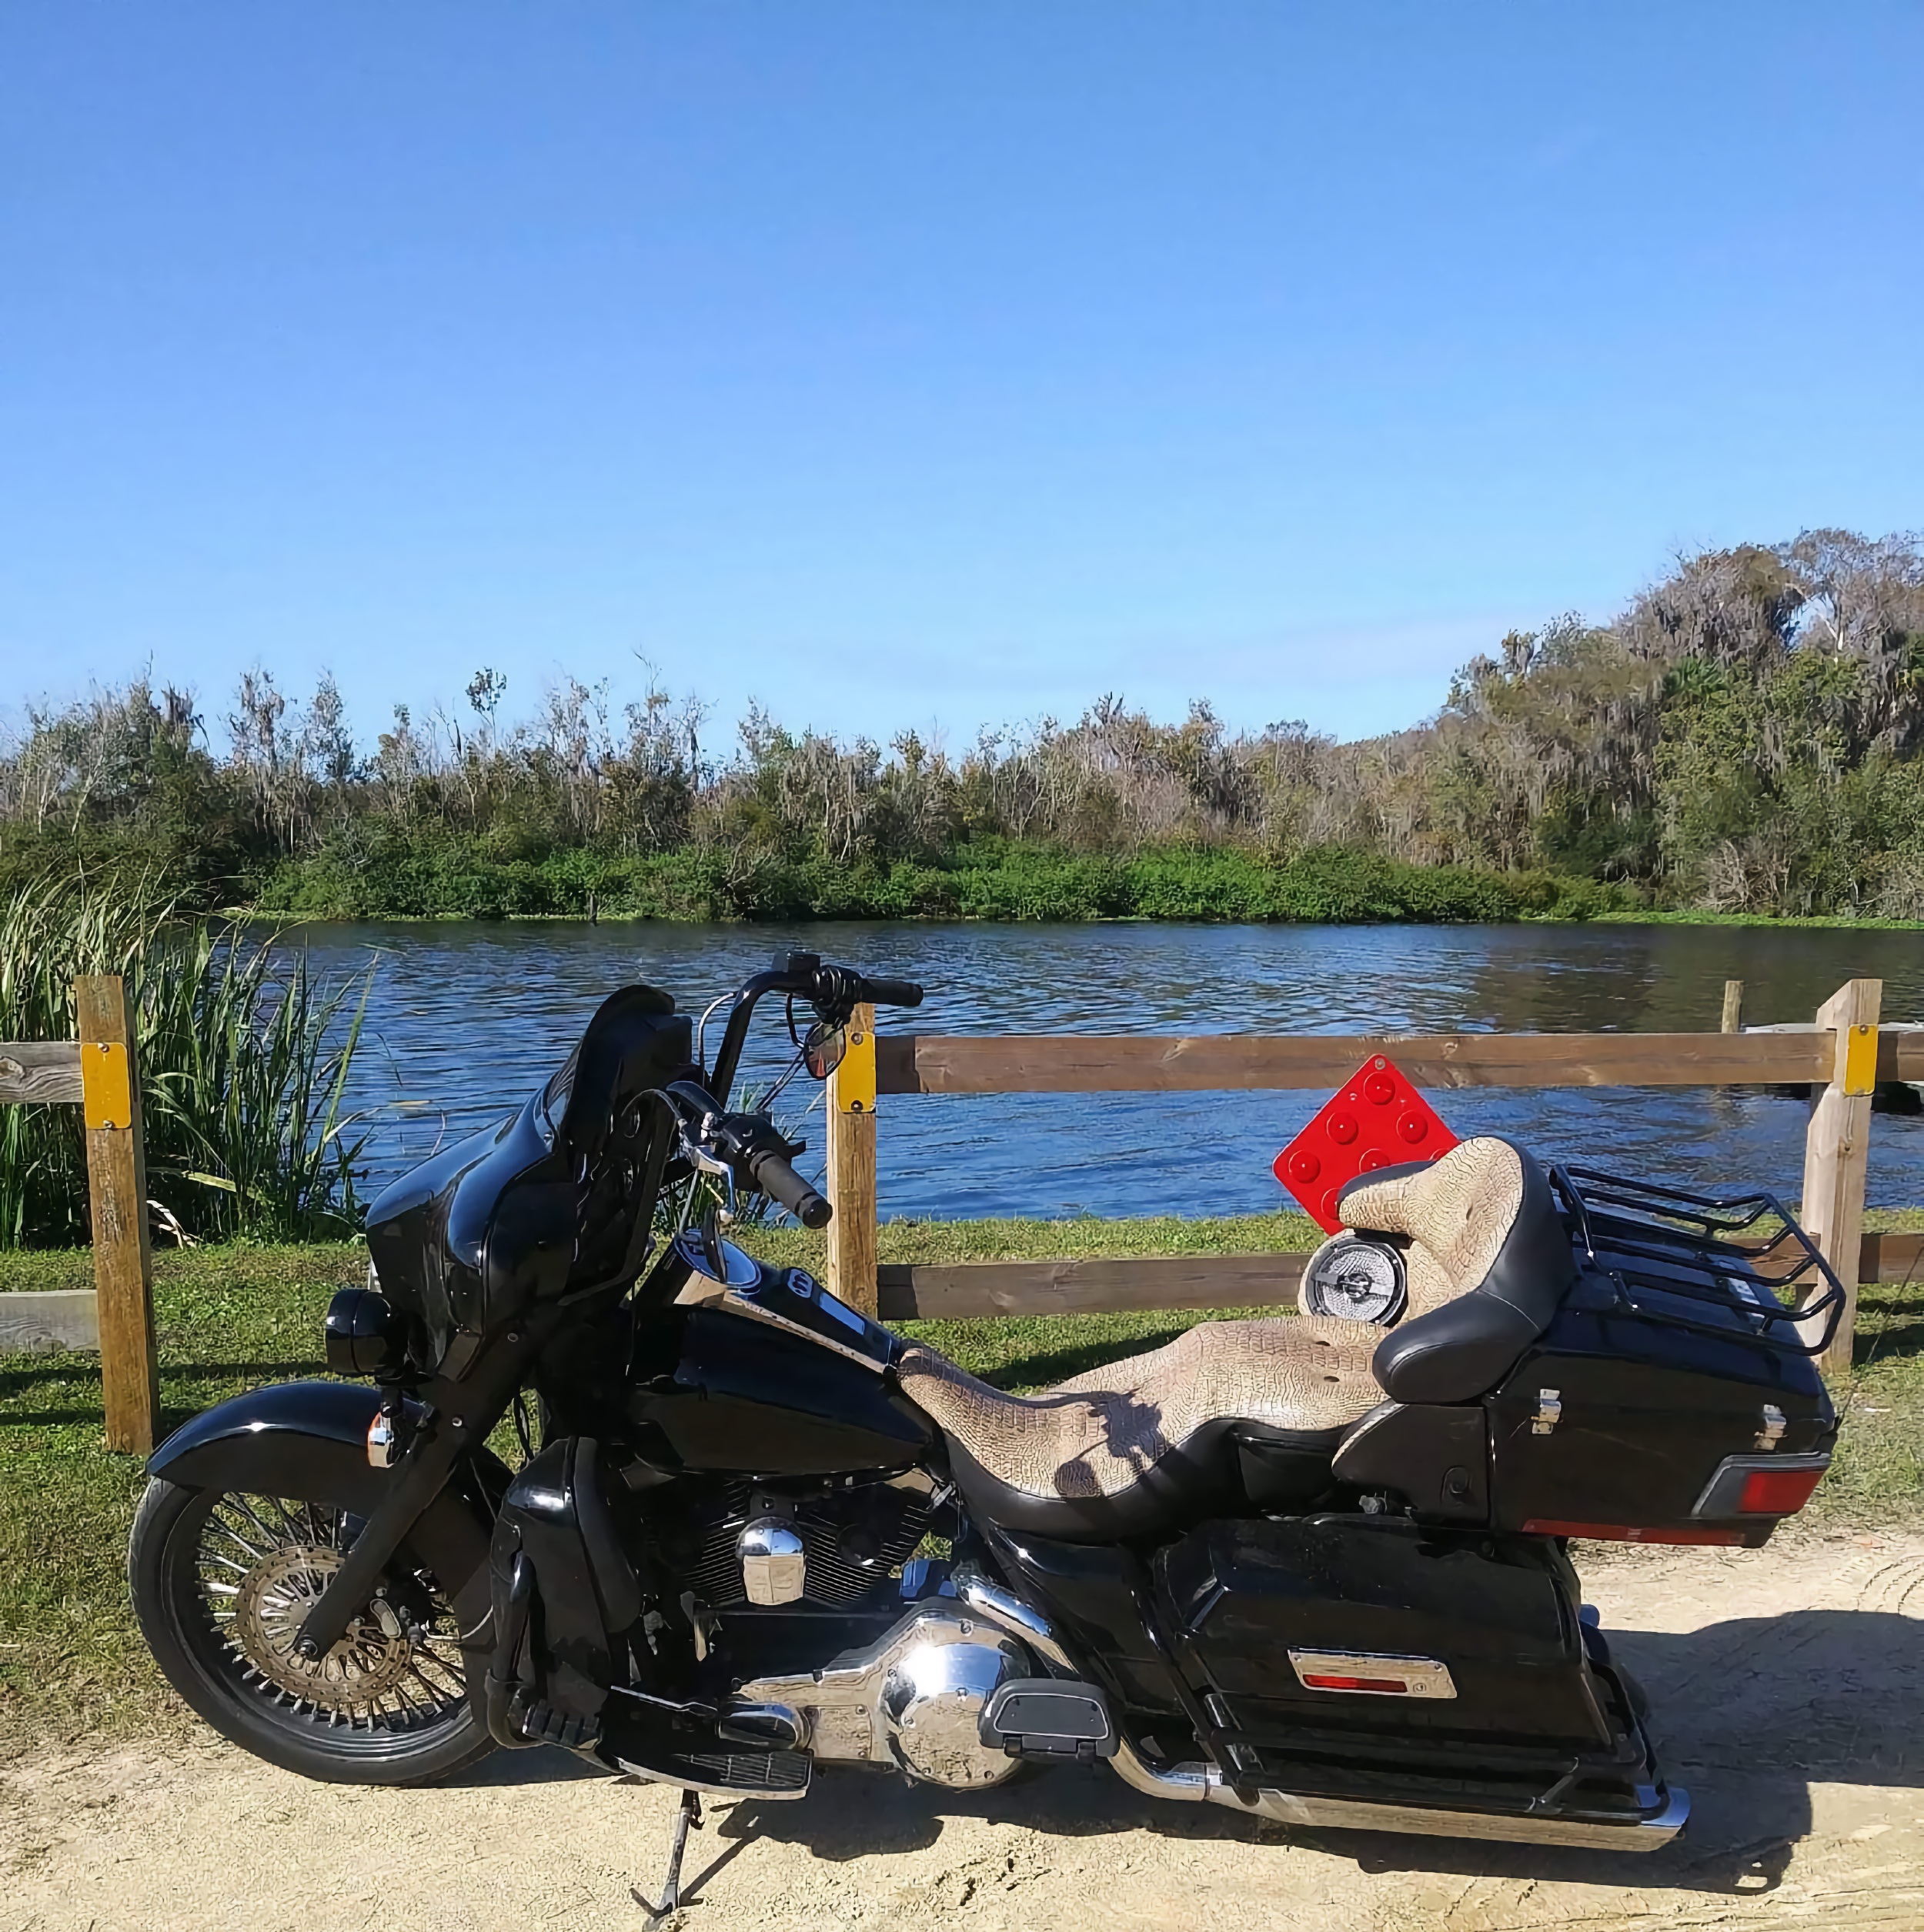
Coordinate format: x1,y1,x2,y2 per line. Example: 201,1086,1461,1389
1548,1164,1846,1356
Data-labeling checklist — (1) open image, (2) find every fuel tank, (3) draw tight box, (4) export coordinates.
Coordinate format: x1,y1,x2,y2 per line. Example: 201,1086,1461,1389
631,1277,933,1477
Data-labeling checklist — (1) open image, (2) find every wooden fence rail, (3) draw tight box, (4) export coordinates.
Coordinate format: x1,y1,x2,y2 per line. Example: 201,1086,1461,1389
3,973,1906,1442
833,978,1902,1376
0,976,159,1452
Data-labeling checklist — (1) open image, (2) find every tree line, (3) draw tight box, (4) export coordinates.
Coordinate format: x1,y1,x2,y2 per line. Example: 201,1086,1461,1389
3,529,1920,922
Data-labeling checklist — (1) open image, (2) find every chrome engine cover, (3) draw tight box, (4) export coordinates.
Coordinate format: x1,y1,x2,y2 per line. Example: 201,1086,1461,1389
733,1604,1030,1788
737,1517,807,1606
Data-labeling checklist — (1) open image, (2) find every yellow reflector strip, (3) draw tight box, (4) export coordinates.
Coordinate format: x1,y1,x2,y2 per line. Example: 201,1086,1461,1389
1842,1021,1878,1099
837,1024,877,1114
81,1040,132,1130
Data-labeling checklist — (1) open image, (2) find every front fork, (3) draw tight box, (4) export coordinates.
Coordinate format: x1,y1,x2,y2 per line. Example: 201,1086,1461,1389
292,1320,552,1660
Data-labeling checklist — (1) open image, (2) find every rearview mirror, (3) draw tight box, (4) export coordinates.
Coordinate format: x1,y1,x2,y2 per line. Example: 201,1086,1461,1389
803,1022,847,1080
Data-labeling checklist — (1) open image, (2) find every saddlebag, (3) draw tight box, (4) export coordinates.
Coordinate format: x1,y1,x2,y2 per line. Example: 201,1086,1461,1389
1158,1515,1610,1747
1154,1514,1667,1820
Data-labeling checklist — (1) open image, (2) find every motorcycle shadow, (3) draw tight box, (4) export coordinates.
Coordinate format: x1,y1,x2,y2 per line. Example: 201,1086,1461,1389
664,1607,1922,1901
698,1766,1803,1899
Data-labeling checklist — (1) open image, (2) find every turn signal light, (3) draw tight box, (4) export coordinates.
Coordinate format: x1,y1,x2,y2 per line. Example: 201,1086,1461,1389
1738,1465,1826,1515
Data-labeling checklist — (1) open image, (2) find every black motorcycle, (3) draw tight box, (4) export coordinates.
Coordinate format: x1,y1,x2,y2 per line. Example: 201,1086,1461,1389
129,953,1843,1903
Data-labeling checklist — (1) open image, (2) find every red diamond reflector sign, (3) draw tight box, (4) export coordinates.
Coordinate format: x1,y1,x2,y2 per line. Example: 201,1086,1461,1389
1274,1054,1459,1233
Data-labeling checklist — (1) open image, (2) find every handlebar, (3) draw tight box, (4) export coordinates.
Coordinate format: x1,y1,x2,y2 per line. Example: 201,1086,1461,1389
744,1144,833,1230
657,1079,834,1230
653,955,923,1226
709,953,924,1101
855,976,924,1009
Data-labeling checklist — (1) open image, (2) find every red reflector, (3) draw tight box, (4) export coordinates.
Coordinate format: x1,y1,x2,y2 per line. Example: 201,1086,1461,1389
1300,1674,1408,1694
1739,1466,1826,1515
1521,1520,1748,1547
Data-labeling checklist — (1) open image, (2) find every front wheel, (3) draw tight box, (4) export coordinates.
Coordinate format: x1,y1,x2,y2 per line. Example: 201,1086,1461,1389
129,1476,493,1785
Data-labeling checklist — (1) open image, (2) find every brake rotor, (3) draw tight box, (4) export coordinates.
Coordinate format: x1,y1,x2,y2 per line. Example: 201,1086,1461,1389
229,1543,416,1710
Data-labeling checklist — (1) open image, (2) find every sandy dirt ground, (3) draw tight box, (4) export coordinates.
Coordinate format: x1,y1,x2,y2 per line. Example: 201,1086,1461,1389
5,1527,1924,1932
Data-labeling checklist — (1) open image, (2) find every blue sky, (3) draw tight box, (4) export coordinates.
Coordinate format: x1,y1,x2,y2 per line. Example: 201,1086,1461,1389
2,5,1919,755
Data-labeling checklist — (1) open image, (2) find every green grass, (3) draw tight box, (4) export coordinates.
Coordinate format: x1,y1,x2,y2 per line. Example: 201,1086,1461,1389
5,1210,1923,1747
0,1243,367,1747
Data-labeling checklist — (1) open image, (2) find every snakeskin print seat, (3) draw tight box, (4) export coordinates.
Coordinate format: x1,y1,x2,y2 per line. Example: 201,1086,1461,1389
897,1137,1567,1540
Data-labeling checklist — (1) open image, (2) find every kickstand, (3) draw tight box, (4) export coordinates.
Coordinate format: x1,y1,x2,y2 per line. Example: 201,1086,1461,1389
633,1788,703,1924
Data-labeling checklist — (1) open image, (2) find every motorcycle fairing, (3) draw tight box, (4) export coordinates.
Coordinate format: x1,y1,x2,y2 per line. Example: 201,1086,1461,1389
366,986,693,1372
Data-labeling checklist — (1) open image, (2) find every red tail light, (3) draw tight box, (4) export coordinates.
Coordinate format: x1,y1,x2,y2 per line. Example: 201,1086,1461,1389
1693,1452,1831,1522
1299,1673,1408,1694
1521,1520,1748,1546
1738,1465,1827,1515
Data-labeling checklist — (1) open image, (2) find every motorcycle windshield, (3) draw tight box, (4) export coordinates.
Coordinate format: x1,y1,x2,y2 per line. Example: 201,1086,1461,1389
366,983,693,1367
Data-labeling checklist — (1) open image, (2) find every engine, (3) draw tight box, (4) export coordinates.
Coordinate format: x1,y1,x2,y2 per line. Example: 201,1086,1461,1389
674,1475,937,1610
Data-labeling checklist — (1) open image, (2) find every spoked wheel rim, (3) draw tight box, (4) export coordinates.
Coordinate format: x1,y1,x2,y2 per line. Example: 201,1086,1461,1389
184,1490,470,1749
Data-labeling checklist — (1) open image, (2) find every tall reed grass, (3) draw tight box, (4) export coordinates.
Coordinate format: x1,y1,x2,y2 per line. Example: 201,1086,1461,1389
0,877,372,1247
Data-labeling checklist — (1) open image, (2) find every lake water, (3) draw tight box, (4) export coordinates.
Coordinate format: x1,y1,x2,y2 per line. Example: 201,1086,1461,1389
294,920,1924,1220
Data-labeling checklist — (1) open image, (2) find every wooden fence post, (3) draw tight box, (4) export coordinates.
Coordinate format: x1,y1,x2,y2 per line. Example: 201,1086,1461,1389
1721,979,1745,1033
75,975,159,1453
825,1001,879,1319
1801,978,1881,1378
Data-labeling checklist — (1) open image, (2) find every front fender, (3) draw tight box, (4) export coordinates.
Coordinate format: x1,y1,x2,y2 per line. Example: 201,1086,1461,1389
152,1380,396,1509
149,1380,502,1619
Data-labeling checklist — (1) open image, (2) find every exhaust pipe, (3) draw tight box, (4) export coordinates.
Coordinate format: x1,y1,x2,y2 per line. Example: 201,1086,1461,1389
1110,1738,1689,1850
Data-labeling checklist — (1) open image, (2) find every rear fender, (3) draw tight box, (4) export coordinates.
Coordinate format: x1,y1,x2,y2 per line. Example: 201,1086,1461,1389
149,1381,502,1622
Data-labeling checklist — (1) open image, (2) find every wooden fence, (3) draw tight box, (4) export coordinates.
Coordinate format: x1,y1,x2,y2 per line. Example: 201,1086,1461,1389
4,973,1916,1450
0,976,159,1452
824,978,1922,1377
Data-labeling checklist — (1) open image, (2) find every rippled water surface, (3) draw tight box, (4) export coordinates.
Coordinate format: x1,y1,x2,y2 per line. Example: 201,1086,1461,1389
296,920,1924,1218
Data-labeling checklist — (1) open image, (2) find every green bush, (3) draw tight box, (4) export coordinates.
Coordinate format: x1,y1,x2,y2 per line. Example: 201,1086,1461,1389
0,877,371,1248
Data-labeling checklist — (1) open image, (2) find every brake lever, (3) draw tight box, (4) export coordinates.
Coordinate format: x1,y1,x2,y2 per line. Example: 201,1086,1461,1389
680,1130,740,1225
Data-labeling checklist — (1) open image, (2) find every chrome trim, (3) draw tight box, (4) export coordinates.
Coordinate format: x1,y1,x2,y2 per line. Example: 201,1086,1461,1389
737,1518,807,1606
734,1603,1034,1788
951,1563,1077,1673
1532,1390,1563,1436
716,1701,806,1750
1755,1403,1787,1451
727,1296,891,1372
1110,1736,1213,1802
1692,1450,1831,1520
679,1266,890,1373
1221,1782,1691,1850
1107,1742,1689,1849
1288,1648,1456,1700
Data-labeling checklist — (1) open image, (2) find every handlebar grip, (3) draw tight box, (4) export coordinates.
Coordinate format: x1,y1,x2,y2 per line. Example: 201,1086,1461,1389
857,976,924,1009
746,1147,833,1230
